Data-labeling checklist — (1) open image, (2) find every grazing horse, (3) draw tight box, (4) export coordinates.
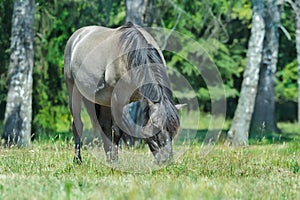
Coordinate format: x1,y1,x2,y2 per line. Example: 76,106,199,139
64,22,181,165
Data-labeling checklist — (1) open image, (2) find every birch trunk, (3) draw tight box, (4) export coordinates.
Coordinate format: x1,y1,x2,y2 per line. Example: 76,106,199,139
250,0,281,136
227,0,265,146
2,0,35,147
126,0,153,26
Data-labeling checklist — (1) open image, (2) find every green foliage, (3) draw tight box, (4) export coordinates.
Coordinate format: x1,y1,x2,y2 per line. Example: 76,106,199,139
1,0,300,135
32,0,124,135
276,59,298,101
0,0,13,119
231,0,252,23
155,0,251,107
276,3,297,103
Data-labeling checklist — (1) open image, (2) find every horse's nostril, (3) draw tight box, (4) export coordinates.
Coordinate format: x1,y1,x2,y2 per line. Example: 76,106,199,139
154,146,173,165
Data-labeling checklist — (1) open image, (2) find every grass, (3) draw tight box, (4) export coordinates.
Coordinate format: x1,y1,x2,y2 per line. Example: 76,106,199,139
0,136,299,199
0,115,299,199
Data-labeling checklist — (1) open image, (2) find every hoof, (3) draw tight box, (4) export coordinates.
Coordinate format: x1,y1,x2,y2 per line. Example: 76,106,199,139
106,150,118,166
73,155,82,165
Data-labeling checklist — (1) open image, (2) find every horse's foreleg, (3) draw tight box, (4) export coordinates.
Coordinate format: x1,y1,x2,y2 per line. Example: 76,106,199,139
98,106,122,163
111,122,124,160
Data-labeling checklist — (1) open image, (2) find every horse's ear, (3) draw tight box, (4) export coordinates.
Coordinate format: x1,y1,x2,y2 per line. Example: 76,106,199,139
145,97,155,107
175,104,187,110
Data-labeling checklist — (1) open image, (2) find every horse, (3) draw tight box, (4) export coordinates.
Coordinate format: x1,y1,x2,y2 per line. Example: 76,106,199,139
64,22,182,165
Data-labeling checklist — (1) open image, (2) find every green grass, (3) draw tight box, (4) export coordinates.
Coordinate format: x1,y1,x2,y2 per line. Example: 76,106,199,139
0,137,299,199
0,117,299,199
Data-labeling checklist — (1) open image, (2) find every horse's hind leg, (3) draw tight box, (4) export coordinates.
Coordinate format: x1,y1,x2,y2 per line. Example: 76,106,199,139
82,98,102,146
67,84,83,164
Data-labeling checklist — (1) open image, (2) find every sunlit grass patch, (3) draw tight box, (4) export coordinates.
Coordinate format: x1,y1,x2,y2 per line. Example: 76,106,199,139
0,139,299,199
0,118,299,199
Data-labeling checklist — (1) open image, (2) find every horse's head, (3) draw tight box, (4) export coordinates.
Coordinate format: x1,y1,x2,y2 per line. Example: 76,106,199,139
121,98,184,164
141,99,184,165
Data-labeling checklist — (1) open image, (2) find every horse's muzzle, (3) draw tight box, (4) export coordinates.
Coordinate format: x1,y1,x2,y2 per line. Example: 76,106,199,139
154,145,173,165
146,135,173,165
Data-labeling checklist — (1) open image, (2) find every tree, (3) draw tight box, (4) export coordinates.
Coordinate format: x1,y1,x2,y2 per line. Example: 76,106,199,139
285,0,300,124
284,0,300,124
0,0,13,121
125,0,154,26
2,0,35,147
296,0,300,124
250,0,281,136
227,0,265,146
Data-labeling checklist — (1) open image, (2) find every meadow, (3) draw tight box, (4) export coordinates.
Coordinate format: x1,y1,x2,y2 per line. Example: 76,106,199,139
0,121,299,200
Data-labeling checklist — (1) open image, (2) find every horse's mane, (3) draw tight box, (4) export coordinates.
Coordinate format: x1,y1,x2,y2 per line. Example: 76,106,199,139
118,22,179,134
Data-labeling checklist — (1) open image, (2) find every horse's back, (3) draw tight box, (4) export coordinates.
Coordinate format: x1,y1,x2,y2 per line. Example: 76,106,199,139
64,26,113,79
64,25,124,106
65,26,118,67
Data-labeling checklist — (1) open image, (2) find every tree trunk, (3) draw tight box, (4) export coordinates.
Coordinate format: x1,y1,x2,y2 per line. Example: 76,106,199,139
296,0,300,124
250,0,281,137
227,0,265,146
125,0,153,26
2,0,35,147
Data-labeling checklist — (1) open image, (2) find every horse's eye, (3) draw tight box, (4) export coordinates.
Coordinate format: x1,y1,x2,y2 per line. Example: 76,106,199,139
153,123,160,128
149,116,160,129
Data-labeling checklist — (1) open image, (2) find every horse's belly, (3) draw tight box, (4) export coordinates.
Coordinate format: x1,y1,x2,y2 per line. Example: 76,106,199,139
75,80,113,107
94,86,114,106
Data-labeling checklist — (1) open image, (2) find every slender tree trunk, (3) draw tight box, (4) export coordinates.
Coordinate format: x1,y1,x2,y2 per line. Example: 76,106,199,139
227,0,265,146
2,0,35,147
296,0,300,124
250,0,281,137
126,0,153,26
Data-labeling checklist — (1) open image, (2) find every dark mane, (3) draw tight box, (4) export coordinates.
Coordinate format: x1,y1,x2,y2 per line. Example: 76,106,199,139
119,22,180,134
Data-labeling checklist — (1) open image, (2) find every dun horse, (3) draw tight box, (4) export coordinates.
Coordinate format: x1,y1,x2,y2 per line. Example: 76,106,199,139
64,22,182,165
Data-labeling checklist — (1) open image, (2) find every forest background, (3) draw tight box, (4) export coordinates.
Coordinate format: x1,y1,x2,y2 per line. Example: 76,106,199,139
0,0,299,143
